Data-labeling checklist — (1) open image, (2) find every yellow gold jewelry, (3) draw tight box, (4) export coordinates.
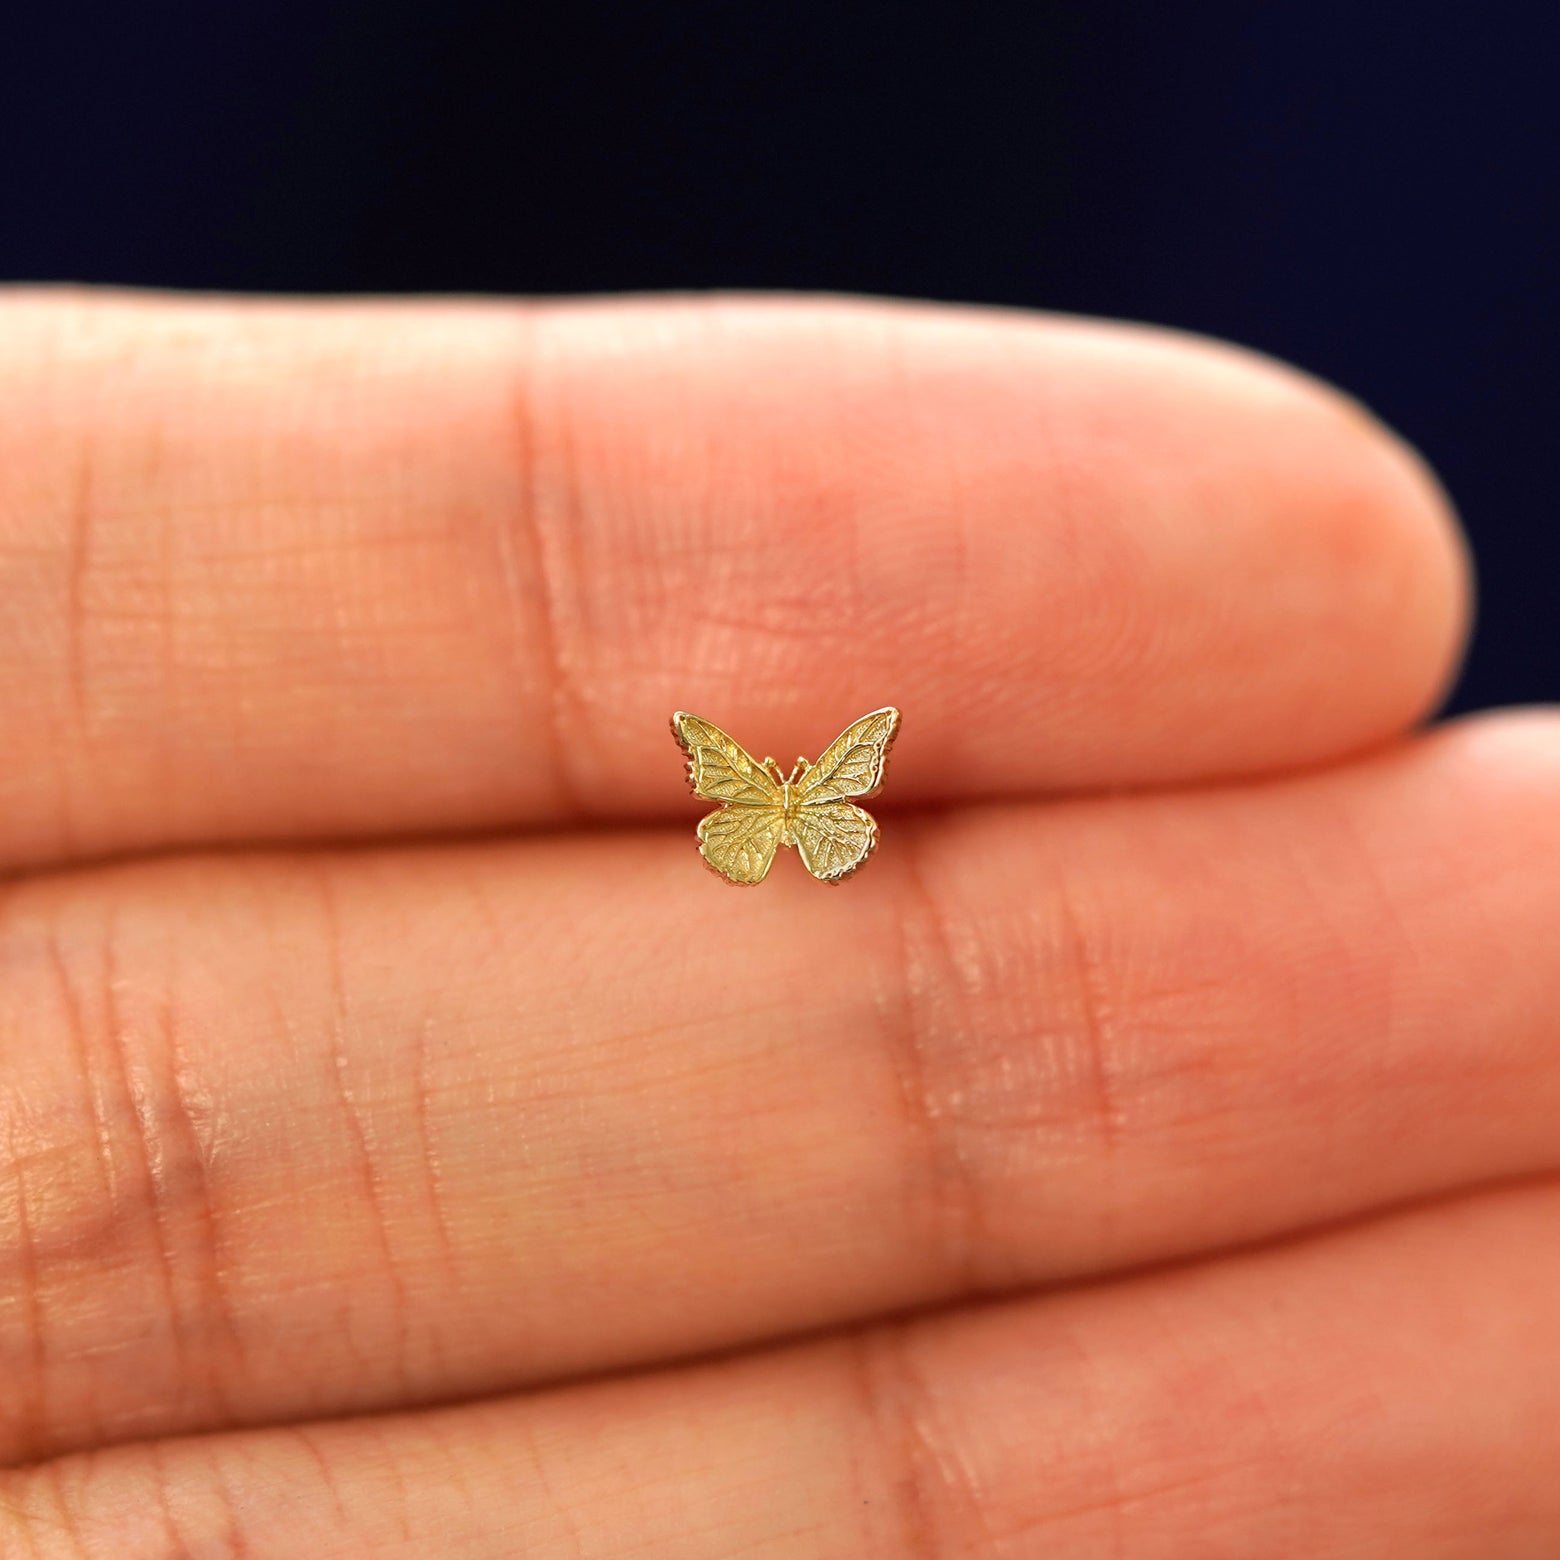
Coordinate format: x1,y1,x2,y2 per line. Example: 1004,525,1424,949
670,707,901,885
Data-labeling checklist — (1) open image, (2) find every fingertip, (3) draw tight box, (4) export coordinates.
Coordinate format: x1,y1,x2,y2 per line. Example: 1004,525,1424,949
1313,393,1474,736
1129,323,1475,767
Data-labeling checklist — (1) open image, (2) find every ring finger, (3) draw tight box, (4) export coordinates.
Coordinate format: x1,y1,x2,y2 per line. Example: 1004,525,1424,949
6,1179,1560,1555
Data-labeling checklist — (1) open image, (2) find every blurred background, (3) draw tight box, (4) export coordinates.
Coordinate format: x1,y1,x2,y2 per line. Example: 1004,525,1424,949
3,2,1555,712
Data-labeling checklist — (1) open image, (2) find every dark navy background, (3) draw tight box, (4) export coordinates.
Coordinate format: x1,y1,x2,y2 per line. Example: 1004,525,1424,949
3,3,1555,712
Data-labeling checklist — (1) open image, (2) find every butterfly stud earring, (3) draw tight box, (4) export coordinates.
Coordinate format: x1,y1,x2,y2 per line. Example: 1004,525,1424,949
670,707,901,885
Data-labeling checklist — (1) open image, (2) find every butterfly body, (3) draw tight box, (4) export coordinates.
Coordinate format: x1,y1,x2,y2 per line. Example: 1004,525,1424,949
671,708,901,885
760,757,811,846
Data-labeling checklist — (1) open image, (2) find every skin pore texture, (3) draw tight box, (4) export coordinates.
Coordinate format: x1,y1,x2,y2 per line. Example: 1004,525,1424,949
2,289,1559,1557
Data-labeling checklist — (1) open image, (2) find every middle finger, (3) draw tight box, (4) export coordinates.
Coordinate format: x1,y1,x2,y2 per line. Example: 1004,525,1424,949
4,711,1560,1463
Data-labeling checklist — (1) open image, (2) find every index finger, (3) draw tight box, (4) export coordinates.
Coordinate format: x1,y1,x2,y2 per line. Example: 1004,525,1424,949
0,290,1465,868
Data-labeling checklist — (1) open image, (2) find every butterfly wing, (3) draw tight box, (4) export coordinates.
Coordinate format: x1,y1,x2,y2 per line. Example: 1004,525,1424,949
671,712,785,885
790,799,879,883
791,708,900,882
698,803,785,884
793,707,901,803
671,712,784,806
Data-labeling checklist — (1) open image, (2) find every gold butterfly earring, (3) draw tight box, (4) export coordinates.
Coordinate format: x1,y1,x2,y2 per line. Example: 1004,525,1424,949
671,707,901,885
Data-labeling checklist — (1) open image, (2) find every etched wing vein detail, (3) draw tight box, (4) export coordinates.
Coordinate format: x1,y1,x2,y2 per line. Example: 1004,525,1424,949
672,714,782,807
794,707,900,803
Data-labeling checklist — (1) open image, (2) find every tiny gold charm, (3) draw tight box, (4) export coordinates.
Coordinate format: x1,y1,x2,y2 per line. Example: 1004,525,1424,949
670,707,901,885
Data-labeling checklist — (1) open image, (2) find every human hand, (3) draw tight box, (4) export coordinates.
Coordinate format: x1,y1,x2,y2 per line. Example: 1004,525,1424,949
1,292,1553,1557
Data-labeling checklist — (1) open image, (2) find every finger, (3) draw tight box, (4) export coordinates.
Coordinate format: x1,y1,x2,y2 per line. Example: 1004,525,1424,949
5,711,1560,1463
6,1180,1560,1555
0,288,1464,869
